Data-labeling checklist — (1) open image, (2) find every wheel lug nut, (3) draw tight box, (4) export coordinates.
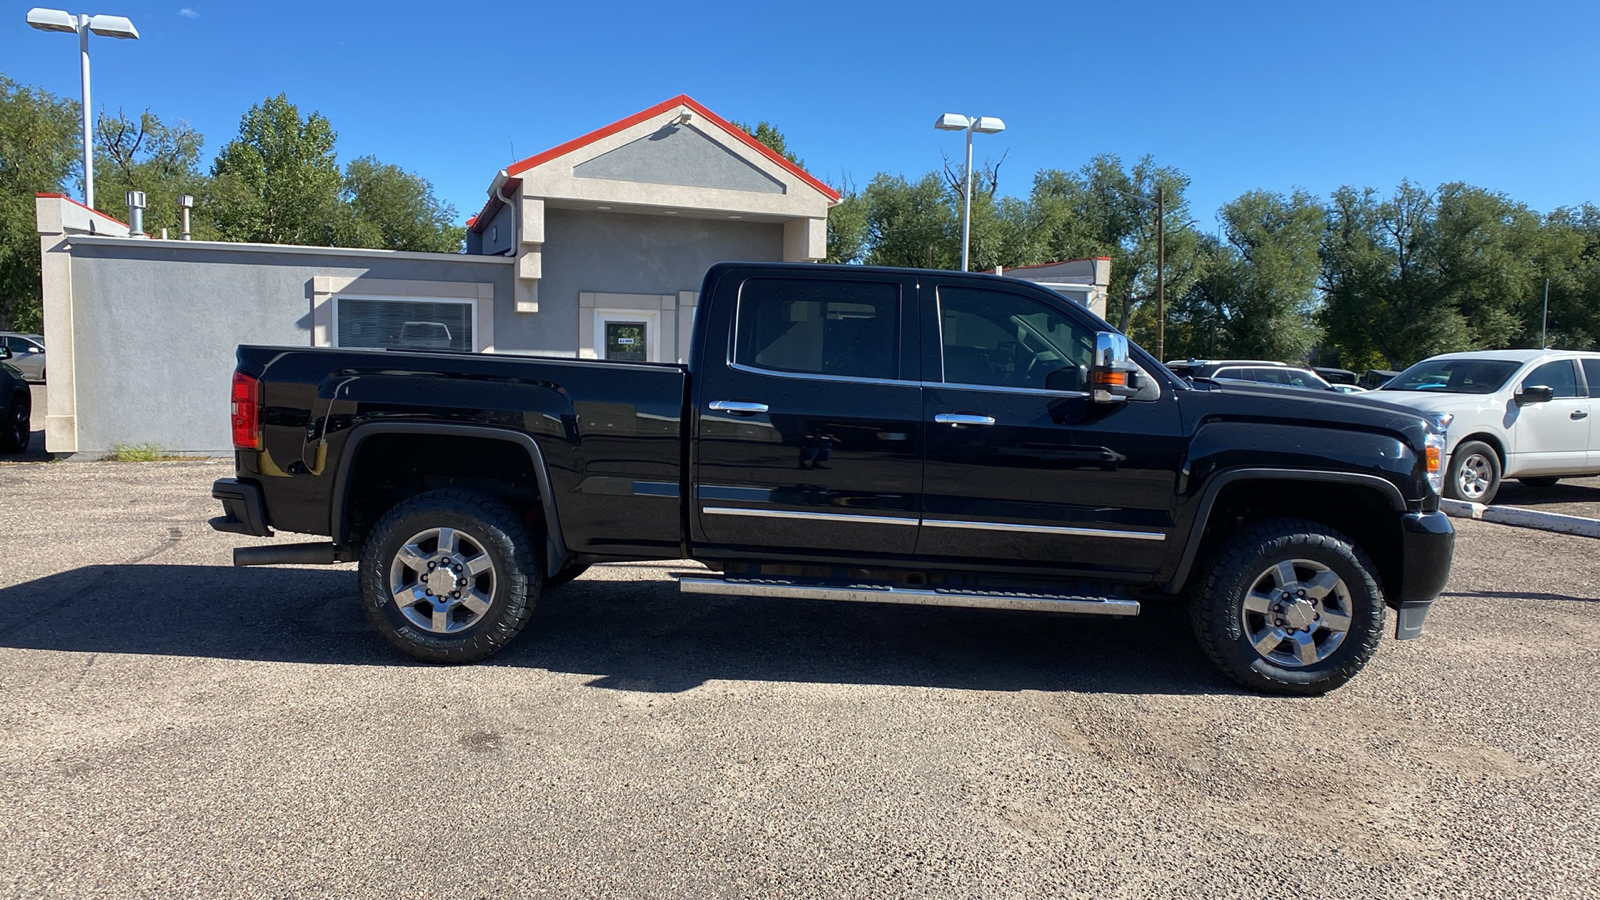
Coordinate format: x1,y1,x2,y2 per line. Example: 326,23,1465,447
425,589,433,596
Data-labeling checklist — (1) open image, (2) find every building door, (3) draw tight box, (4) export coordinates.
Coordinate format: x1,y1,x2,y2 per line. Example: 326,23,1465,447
593,309,661,362
603,320,648,361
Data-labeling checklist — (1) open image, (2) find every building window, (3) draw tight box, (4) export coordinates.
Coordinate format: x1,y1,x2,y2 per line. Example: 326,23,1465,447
333,296,476,352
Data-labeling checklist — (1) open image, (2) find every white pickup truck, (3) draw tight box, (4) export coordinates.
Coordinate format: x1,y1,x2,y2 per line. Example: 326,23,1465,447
1359,349,1600,503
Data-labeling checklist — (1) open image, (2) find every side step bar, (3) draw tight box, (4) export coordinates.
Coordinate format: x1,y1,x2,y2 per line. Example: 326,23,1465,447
679,576,1140,616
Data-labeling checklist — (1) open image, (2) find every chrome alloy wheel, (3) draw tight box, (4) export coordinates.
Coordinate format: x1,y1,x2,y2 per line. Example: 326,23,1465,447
1456,452,1494,500
1240,559,1354,668
388,526,498,634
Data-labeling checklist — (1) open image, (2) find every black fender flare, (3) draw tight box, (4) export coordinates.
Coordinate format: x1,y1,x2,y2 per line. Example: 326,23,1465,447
329,422,569,577
1163,467,1406,593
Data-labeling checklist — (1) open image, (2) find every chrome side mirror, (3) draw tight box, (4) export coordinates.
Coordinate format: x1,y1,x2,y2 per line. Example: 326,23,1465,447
1090,332,1139,403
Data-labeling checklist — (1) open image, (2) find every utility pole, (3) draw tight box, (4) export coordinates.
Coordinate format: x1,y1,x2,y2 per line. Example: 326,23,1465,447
1155,185,1166,361
1542,278,1550,349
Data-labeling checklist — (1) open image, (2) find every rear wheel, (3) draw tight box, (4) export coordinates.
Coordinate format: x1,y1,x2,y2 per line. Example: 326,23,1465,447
1518,476,1560,488
0,391,30,454
1191,517,1386,696
1445,440,1501,504
358,490,540,663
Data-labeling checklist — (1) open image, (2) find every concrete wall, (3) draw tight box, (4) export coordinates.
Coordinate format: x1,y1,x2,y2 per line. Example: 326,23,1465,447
60,237,511,455
507,208,785,357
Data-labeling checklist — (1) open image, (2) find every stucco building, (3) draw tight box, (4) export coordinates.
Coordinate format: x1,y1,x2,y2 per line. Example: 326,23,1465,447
463,94,840,363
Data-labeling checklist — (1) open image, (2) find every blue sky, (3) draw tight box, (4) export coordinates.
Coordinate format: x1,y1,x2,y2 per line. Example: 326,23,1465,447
4,0,1597,228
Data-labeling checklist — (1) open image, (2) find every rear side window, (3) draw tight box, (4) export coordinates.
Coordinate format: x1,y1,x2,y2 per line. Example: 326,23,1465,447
1525,359,1579,398
734,278,899,380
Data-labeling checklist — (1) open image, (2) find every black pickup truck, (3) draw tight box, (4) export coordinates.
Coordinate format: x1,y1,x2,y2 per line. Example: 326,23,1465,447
211,262,1454,694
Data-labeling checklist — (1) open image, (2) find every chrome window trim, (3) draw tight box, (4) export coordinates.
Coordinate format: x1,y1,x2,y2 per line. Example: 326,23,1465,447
921,380,1090,399
923,518,1167,541
702,506,920,526
727,360,914,387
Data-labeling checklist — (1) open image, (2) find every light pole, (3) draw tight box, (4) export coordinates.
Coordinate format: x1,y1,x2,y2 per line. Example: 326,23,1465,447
25,7,140,211
935,112,1005,272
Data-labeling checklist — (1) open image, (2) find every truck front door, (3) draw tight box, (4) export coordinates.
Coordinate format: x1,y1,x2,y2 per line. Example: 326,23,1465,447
692,270,924,558
917,282,1183,577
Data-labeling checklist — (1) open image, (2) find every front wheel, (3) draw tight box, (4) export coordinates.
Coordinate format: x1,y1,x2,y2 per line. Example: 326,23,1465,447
1191,517,1387,696
1446,440,1501,504
358,490,541,663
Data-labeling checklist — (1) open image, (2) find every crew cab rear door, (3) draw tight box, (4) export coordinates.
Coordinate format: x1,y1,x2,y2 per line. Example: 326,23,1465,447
691,268,924,557
916,281,1183,577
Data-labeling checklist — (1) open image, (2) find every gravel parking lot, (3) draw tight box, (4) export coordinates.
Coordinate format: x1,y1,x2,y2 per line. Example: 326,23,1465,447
1,459,1597,898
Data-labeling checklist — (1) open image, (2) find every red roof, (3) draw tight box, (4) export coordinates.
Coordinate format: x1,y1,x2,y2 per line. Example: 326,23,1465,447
1003,256,1112,272
36,192,130,228
470,94,840,233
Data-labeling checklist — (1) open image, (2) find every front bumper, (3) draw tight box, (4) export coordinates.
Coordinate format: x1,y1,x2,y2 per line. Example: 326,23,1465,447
1390,509,1455,640
210,477,273,537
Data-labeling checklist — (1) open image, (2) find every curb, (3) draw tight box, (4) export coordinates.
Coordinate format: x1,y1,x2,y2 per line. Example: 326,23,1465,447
1439,498,1600,539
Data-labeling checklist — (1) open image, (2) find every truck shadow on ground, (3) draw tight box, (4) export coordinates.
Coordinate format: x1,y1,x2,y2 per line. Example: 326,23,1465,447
0,562,1228,696
1491,480,1600,509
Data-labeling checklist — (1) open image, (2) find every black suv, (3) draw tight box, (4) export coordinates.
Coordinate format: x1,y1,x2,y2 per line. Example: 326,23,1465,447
0,345,31,454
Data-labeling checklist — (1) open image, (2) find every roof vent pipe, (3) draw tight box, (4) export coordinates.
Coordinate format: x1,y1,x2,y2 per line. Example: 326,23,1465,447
177,193,194,240
125,190,146,237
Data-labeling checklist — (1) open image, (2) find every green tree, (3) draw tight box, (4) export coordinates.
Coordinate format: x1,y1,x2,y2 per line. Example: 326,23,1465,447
0,76,78,332
339,155,464,253
1028,154,1203,345
210,94,342,245
93,108,213,239
731,120,802,167
861,172,958,268
1214,189,1326,361
825,180,868,264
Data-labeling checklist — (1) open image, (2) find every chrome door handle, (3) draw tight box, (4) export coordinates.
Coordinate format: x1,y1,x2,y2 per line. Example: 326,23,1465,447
1572,409,1589,420
935,413,996,426
709,400,769,415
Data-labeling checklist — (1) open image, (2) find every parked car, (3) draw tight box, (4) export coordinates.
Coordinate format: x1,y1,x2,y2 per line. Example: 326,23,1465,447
1165,359,1363,393
0,345,32,454
1362,369,1402,389
0,332,45,383
211,262,1454,696
397,321,453,350
1356,349,1600,503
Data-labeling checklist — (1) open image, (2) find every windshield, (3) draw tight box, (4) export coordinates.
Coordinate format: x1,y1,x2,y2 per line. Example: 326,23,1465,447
1380,358,1522,394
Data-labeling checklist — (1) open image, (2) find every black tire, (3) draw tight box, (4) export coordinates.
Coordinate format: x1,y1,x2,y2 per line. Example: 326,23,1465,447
1445,440,1501,504
1191,517,1387,696
0,391,30,454
358,490,541,663
544,562,591,590
1518,476,1560,488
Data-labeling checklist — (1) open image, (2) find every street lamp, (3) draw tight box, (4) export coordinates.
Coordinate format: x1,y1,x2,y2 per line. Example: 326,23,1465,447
935,112,1005,272
26,7,140,211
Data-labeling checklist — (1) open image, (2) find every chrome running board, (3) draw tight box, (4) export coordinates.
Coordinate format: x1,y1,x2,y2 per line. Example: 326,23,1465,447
678,576,1140,616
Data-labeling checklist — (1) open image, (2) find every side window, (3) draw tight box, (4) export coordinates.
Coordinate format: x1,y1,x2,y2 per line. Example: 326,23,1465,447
1582,359,1600,396
937,286,1093,391
1251,368,1286,384
1213,368,1253,382
1526,359,1579,398
734,278,899,380
1281,369,1320,388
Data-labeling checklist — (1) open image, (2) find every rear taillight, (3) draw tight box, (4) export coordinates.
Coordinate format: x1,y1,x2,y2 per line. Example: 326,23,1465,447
231,371,261,450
